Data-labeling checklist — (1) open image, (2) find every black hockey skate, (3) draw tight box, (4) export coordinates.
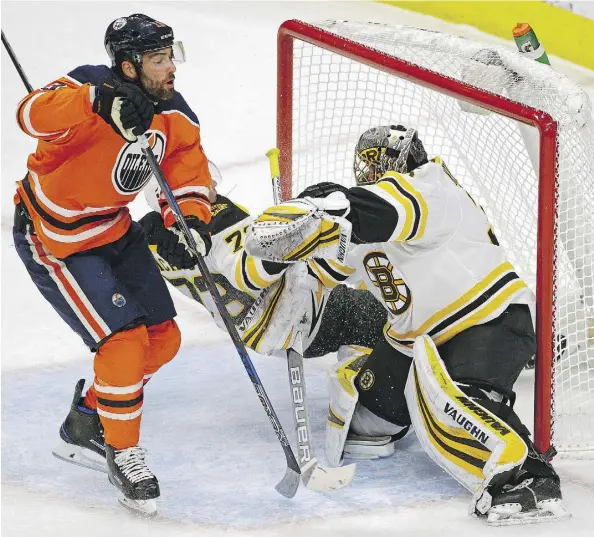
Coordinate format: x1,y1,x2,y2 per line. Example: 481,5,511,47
106,444,160,516
52,379,107,473
485,442,570,526
487,473,569,525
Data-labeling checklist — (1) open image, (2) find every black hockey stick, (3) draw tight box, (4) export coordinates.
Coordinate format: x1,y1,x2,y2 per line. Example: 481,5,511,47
139,138,300,497
2,30,33,93
2,30,300,499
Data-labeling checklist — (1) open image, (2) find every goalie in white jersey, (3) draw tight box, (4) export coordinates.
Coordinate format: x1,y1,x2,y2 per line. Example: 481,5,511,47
246,125,568,525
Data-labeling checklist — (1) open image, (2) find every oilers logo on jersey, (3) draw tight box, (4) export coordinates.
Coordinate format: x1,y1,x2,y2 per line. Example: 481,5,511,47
112,131,165,195
363,251,411,315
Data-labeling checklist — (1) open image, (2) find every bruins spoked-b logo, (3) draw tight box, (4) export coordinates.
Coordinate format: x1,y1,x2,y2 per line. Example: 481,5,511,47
363,251,411,315
112,131,166,195
358,369,375,391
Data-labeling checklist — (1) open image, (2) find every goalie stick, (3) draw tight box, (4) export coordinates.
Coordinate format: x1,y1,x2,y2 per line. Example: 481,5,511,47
2,31,300,499
266,148,357,491
287,349,357,491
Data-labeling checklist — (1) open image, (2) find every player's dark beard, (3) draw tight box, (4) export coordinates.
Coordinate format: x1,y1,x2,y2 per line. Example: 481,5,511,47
140,71,175,101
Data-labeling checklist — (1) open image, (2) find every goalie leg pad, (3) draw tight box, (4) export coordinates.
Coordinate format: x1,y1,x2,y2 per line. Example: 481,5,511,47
326,345,409,464
325,345,370,466
404,335,528,515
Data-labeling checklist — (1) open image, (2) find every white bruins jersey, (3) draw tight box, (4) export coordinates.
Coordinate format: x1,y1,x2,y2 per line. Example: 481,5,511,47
141,196,330,355
310,158,535,356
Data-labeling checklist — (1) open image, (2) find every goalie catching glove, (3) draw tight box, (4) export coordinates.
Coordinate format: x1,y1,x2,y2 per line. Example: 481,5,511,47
245,191,352,264
157,216,212,268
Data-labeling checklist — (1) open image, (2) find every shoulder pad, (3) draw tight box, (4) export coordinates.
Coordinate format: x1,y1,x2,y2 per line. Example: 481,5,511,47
157,92,200,126
67,65,113,85
209,195,250,236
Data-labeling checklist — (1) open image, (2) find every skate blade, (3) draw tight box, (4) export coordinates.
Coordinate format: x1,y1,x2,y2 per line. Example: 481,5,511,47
117,492,157,517
487,499,571,526
52,439,107,473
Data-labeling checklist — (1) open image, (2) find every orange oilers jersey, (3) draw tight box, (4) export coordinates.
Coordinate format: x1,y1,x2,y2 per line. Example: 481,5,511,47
15,64,212,259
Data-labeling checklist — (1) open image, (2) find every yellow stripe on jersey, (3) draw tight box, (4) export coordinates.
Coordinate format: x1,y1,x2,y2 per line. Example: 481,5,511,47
385,262,527,349
234,202,250,216
397,174,428,240
421,338,527,466
234,256,248,295
376,171,428,242
433,280,527,346
376,180,414,241
242,276,286,351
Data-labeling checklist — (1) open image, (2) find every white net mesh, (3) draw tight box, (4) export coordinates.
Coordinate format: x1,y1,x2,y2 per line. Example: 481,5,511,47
282,21,594,454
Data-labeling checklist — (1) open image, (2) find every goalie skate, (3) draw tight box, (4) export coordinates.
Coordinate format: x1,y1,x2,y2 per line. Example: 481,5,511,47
106,444,160,516
486,475,570,526
52,379,107,473
344,427,409,460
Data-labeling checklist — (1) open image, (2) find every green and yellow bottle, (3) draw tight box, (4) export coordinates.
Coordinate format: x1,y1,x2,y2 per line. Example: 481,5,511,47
512,23,551,65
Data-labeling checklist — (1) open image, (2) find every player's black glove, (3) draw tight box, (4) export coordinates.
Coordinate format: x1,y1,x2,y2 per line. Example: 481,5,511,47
296,182,350,199
92,77,154,142
157,216,212,269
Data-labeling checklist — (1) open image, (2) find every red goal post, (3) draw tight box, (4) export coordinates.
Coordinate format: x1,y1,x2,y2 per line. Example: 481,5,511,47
276,19,594,456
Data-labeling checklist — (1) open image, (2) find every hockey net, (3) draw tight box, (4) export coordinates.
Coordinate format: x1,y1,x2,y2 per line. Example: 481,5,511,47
276,20,594,456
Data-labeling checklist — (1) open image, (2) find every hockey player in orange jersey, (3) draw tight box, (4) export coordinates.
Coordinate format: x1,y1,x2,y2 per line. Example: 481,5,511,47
12,14,212,515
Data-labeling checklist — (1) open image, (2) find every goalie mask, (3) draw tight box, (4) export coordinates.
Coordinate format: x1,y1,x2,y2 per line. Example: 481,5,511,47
353,125,428,185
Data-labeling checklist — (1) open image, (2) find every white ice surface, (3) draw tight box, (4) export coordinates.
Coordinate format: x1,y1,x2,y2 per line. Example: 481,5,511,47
2,1,594,536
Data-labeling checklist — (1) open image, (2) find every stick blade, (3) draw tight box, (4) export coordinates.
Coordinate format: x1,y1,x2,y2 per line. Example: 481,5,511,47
302,462,356,492
275,466,301,498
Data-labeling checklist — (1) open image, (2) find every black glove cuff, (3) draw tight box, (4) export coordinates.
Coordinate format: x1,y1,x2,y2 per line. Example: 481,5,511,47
296,182,350,199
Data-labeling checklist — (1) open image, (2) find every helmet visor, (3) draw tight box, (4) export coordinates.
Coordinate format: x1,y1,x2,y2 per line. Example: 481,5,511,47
139,41,185,67
171,41,186,64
